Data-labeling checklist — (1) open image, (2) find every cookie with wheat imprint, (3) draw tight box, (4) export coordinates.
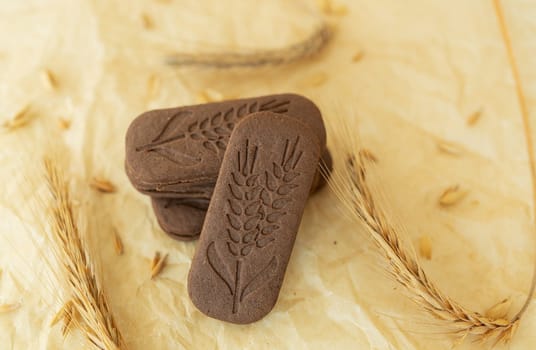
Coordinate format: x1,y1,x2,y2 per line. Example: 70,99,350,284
188,112,320,324
151,149,332,241
125,93,325,198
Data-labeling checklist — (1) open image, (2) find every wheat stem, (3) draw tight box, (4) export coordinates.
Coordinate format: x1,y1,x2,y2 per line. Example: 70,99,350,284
323,1,535,343
493,0,536,322
165,23,331,68
43,157,127,350
327,119,518,344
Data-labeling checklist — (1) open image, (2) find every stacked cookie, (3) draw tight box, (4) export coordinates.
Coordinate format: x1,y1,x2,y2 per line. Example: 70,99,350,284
126,94,331,241
125,94,330,323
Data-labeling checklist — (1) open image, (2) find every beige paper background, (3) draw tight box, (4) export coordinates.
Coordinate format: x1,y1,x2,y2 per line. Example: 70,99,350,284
1,0,536,349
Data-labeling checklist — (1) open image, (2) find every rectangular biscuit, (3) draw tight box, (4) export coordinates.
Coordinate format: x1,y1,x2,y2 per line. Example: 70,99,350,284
125,94,325,197
187,111,321,324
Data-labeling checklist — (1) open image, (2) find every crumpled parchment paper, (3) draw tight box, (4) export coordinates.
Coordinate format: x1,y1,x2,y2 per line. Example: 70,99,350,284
1,0,536,349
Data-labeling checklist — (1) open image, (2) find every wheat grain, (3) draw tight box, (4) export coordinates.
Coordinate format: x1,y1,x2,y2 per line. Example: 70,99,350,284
486,298,511,320
437,140,463,156
113,230,123,256
41,69,58,90
58,118,71,130
438,185,468,207
317,0,348,15
90,177,116,193
359,148,378,163
418,236,432,260
0,302,21,313
150,252,160,271
165,22,331,68
467,109,482,126
3,105,31,130
352,51,365,62
43,157,127,349
151,252,167,279
141,13,154,30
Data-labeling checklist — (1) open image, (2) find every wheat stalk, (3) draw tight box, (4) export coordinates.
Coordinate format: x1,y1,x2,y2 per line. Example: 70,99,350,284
43,157,127,350
493,0,536,324
320,1,536,344
165,22,331,68
324,115,523,345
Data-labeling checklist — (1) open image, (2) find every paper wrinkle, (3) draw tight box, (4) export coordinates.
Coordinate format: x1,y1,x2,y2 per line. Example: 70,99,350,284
1,0,536,349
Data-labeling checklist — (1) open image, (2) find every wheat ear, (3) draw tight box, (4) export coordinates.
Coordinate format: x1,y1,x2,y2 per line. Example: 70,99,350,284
165,22,331,68
43,157,127,350
324,117,522,345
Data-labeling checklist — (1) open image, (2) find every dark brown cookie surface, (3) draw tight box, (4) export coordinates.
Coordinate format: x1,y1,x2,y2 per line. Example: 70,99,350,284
188,112,320,324
125,94,325,197
310,148,332,194
151,198,209,241
152,149,332,241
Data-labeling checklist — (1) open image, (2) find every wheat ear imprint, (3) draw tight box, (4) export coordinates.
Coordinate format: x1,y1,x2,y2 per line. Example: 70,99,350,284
135,99,290,166
206,136,302,314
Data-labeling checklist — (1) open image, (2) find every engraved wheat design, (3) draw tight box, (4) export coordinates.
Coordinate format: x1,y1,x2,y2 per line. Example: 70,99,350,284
135,99,290,166
206,136,303,314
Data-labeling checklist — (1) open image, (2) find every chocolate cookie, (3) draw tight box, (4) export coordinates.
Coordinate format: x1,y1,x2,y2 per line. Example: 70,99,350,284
188,112,320,324
311,148,332,192
151,198,209,241
153,149,332,241
125,94,325,198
